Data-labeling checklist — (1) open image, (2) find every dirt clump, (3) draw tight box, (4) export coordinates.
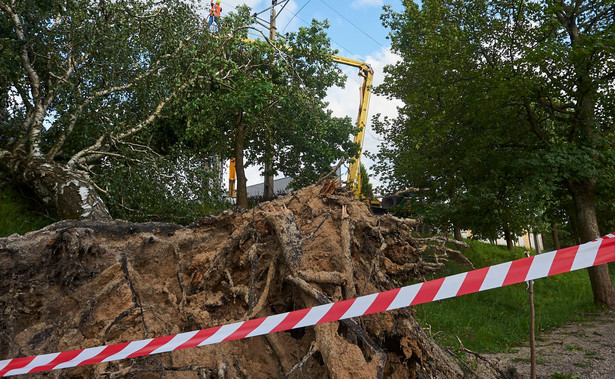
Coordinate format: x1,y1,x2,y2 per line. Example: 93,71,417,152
0,183,498,378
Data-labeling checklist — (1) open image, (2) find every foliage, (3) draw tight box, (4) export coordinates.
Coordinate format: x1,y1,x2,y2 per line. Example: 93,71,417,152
177,11,358,206
0,0,358,218
359,163,374,199
98,152,229,224
374,0,615,240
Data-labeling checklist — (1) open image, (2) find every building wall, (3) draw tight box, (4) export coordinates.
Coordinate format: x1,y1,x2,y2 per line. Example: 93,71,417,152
462,230,544,251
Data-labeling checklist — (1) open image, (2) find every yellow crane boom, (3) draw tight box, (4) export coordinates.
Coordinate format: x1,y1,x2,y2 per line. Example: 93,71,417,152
331,55,374,198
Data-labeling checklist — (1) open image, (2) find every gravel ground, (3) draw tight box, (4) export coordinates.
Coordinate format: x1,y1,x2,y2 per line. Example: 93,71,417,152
487,311,615,378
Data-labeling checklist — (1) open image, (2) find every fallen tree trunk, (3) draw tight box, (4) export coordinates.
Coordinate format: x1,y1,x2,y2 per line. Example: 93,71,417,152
0,151,111,220
0,183,502,378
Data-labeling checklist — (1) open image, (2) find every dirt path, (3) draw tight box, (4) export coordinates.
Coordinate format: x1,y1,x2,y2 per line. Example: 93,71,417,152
487,311,615,378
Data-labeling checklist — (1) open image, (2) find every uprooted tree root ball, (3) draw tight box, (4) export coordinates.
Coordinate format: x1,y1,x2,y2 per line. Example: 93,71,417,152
0,183,503,378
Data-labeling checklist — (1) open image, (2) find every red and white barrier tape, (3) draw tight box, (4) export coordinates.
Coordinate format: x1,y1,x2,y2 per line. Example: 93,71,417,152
2,233,615,377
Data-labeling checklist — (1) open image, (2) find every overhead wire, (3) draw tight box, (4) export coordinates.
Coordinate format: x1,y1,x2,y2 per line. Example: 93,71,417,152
211,1,387,105
317,0,387,49
281,0,313,32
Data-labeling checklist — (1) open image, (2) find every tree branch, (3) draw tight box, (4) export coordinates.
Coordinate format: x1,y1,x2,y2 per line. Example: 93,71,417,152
524,100,546,141
66,25,251,165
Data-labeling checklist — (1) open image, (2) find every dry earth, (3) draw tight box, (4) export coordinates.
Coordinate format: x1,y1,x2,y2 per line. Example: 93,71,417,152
487,310,615,378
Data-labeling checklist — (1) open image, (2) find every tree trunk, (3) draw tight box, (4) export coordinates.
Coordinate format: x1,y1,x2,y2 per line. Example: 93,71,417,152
567,180,615,309
551,221,560,250
566,205,582,245
263,159,274,201
504,225,514,251
234,112,249,209
0,151,111,221
453,226,462,242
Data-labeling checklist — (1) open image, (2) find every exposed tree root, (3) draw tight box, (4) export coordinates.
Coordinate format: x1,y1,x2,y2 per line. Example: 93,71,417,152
0,183,501,378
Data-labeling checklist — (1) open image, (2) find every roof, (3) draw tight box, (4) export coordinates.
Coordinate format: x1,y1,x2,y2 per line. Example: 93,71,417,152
245,177,293,198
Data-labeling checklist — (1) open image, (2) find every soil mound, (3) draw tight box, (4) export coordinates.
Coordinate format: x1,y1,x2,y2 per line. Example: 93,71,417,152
1,183,492,378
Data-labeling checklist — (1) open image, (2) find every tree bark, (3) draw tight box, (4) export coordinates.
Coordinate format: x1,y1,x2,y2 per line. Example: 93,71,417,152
453,226,462,242
234,112,249,209
263,160,275,201
0,151,111,221
504,225,514,251
551,221,560,250
566,179,615,309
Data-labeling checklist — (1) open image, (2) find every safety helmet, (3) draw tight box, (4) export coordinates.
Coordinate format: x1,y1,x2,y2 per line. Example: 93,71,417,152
216,0,220,3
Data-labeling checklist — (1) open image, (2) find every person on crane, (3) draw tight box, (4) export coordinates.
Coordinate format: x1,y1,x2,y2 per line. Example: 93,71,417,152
207,1,222,28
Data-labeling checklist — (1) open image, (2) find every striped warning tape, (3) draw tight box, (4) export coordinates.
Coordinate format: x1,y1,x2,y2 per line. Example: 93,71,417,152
2,233,615,377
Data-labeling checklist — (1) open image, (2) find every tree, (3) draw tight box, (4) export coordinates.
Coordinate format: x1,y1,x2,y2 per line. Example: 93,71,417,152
179,11,358,208
376,0,615,307
0,0,218,219
359,163,374,200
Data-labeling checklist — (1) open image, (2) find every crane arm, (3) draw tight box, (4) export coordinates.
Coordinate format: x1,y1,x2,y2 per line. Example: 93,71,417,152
331,55,374,198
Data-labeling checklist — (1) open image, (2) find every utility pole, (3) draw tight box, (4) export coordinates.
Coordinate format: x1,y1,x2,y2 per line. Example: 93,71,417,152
263,0,277,201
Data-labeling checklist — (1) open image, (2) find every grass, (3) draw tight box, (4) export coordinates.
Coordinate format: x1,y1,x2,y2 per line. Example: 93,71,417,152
416,239,604,353
0,180,56,237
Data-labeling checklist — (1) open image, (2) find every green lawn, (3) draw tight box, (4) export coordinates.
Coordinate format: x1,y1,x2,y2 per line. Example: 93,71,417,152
416,239,604,353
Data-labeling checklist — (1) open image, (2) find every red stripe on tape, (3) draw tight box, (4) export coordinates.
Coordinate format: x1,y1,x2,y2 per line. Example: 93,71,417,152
0,357,35,377
502,256,534,286
411,277,445,305
270,308,311,333
594,238,615,266
30,350,82,373
317,298,356,324
79,342,130,366
548,246,578,276
224,318,266,341
456,266,489,296
127,335,175,359
364,288,400,314
177,327,221,350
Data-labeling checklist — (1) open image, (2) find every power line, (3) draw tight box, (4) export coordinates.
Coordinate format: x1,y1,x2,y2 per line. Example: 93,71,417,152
276,2,367,66
212,0,386,88
317,0,386,49
282,0,313,32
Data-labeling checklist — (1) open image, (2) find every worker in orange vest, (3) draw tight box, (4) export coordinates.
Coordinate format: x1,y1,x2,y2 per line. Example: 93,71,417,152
207,0,222,28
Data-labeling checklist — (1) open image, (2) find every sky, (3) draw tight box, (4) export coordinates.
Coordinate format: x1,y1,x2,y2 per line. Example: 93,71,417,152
205,0,406,196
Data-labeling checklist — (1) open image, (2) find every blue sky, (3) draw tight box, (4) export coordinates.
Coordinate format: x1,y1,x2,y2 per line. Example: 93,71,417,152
209,0,407,194
212,1,404,59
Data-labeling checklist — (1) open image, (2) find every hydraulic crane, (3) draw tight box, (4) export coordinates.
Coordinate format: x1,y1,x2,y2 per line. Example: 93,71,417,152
227,54,374,200
331,55,374,199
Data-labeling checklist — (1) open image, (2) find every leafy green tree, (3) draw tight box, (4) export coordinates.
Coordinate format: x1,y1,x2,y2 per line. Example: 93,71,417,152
0,0,219,219
359,163,374,200
179,11,357,208
376,0,615,306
